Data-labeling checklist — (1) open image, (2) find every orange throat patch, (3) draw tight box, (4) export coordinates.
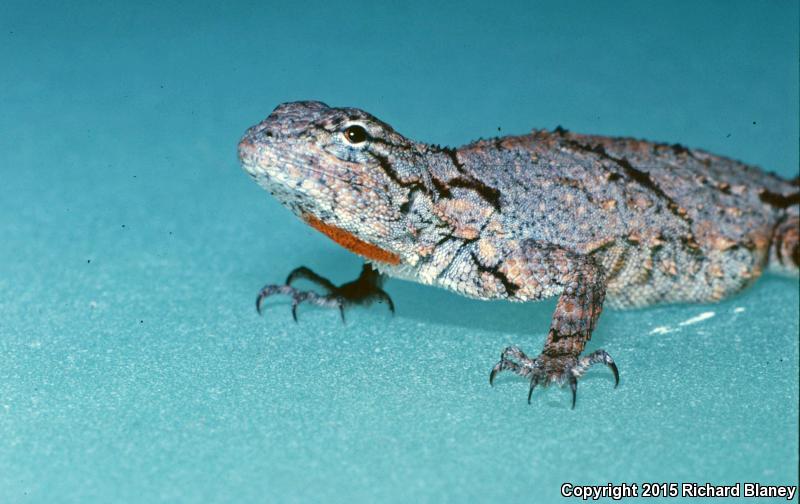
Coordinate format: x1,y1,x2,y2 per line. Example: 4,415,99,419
302,213,401,265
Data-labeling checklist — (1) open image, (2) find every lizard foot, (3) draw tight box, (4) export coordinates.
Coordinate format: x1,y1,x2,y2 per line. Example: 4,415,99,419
489,346,619,409
255,264,394,323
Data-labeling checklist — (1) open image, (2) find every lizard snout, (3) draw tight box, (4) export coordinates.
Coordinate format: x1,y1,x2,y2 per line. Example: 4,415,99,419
237,134,258,165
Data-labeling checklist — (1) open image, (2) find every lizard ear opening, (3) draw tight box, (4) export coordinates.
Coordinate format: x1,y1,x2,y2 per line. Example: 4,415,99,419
343,125,369,145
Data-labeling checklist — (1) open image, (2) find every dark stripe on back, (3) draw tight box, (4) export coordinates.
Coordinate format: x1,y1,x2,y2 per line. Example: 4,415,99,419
442,147,466,173
370,152,433,216
439,147,503,211
565,139,694,228
759,189,800,209
447,177,502,211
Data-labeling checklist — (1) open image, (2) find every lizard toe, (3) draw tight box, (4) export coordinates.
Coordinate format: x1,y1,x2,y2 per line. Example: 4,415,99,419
256,264,395,322
489,347,619,408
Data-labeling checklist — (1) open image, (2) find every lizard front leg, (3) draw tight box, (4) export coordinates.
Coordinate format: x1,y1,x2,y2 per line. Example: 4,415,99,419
256,263,394,322
487,243,619,408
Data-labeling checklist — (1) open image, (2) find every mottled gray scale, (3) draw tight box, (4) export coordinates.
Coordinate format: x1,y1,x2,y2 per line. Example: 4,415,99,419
238,101,798,407
586,135,791,237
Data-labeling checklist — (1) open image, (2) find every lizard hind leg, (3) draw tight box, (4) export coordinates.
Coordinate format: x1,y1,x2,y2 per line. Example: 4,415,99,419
255,263,394,322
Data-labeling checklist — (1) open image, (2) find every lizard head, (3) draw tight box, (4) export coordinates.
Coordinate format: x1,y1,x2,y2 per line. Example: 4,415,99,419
238,101,430,266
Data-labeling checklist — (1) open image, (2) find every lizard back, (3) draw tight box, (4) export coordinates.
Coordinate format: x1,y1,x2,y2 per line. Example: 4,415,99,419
450,130,799,306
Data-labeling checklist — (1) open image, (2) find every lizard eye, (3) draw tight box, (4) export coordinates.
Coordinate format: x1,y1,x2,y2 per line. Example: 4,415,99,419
343,125,369,144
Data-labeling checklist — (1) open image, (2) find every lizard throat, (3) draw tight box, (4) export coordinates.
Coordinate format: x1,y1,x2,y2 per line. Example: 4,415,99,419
302,213,401,265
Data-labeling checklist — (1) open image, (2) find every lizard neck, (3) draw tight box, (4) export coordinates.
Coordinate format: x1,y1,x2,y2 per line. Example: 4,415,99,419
302,213,402,266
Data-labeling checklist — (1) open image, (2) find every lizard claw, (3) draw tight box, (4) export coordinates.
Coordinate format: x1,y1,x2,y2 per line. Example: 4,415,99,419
255,264,395,322
583,349,619,388
489,345,619,409
489,346,526,386
256,285,292,315
256,284,339,320
569,374,578,409
527,375,540,404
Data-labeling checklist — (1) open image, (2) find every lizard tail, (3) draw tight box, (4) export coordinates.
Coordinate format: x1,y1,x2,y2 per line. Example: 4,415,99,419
769,214,800,276
765,172,799,276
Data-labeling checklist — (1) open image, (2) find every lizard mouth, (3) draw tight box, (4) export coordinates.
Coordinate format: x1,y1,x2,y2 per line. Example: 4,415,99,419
302,213,401,265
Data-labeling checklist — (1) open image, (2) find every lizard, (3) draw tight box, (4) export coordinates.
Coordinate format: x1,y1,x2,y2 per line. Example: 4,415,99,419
237,100,800,409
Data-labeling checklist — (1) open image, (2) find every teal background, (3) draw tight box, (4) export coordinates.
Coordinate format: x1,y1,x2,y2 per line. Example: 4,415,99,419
1,1,798,502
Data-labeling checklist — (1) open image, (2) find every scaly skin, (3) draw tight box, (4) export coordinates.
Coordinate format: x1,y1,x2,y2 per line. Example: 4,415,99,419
238,101,800,408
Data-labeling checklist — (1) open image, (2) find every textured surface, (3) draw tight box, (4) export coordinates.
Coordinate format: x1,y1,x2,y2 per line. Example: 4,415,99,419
238,100,797,404
1,1,798,503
